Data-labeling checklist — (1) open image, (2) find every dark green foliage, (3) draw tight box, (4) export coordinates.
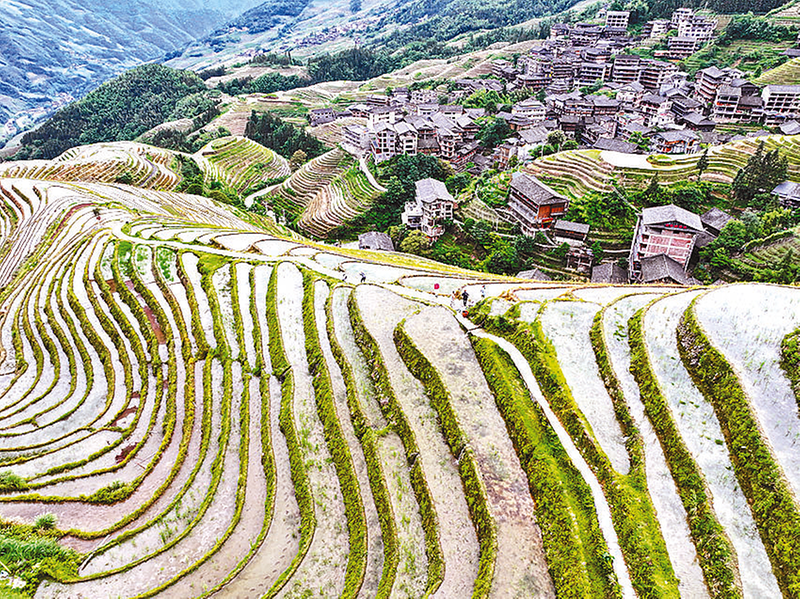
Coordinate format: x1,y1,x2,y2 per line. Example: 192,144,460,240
461,90,505,113
697,149,709,180
679,303,800,597
629,132,651,153
445,172,471,195
377,0,576,49
244,111,325,159
114,172,134,185
198,66,226,80
249,52,297,66
215,73,308,96
719,14,798,44
565,189,636,233
16,64,206,160
167,92,219,123
732,141,788,205
307,47,400,83
482,239,522,274
635,179,712,212
478,117,512,149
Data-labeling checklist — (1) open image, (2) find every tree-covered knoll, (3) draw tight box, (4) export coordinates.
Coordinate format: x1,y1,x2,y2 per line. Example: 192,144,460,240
244,111,325,159
15,64,207,161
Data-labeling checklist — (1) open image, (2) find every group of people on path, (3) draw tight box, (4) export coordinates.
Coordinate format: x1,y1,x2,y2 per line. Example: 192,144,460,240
451,285,486,316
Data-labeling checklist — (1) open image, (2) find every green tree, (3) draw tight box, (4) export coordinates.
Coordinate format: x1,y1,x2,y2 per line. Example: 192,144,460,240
478,117,512,149
445,172,471,195
732,141,788,205
696,148,709,180
629,131,651,152
482,239,520,274
289,149,307,171
400,230,430,255
546,130,566,152
590,240,604,262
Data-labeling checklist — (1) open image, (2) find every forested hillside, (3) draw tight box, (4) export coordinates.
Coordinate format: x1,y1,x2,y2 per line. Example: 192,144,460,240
0,0,265,150
14,65,208,161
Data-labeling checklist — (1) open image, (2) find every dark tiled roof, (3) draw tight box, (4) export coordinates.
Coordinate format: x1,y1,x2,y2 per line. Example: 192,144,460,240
701,207,733,233
517,268,553,281
640,254,691,284
642,204,703,230
593,137,638,153
509,173,569,207
415,178,453,204
591,262,627,284
554,220,590,235
358,232,394,252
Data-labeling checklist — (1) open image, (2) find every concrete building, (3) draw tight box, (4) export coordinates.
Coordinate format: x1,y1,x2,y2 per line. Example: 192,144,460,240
762,85,800,124
651,129,700,154
605,10,630,29
401,178,455,239
512,99,547,121
343,124,370,151
677,13,717,44
639,94,673,127
629,204,704,281
668,36,698,59
771,180,800,209
644,19,670,37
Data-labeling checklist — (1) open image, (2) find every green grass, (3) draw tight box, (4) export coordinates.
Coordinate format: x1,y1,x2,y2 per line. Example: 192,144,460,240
756,57,800,85
470,335,618,599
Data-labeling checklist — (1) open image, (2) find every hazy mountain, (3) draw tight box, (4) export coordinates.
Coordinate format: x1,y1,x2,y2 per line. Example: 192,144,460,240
165,0,581,72
0,0,262,148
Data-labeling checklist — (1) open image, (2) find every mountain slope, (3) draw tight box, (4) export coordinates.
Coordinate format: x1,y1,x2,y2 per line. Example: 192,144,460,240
0,0,263,149
0,143,798,598
165,0,580,70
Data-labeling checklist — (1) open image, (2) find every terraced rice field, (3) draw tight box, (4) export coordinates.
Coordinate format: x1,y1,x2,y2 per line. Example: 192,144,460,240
1,160,800,598
528,134,800,199
755,57,800,85
195,136,290,193
251,148,383,238
740,227,800,268
0,142,181,190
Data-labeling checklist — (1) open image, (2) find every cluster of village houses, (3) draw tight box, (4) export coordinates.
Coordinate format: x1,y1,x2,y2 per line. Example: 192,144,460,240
310,5,800,166
322,6,800,284
357,173,795,286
